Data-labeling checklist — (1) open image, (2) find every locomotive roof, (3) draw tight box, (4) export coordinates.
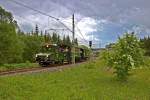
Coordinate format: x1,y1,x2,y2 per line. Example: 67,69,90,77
42,43,89,50
42,43,71,48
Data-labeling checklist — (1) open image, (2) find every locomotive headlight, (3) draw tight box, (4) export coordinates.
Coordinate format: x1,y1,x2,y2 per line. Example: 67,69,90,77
46,55,48,58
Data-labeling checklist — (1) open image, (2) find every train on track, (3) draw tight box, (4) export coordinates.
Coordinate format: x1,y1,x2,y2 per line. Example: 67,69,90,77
35,43,91,67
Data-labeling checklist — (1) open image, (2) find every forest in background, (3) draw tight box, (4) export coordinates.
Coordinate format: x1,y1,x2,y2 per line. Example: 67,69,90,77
0,6,78,65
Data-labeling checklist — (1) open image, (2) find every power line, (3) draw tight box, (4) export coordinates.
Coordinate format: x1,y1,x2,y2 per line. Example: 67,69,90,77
47,20,88,43
61,20,89,43
18,16,82,43
14,17,88,48
15,15,69,38
15,15,44,27
73,20,88,43
16,15,84,42
47,28,69,31
75,25,88,43
78,40,89,44
55,18,89,43
46,28,69,37
15,14,68,32
8,0,90,46
8,0,58,20
7,0,73,33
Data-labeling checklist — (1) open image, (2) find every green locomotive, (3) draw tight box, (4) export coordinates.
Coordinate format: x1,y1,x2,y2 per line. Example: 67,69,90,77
35,43,90,67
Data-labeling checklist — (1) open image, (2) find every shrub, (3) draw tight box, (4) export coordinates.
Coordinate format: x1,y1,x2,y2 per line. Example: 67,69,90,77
103,33,144,81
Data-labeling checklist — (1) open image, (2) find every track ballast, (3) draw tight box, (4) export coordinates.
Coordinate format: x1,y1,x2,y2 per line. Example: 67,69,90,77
0,61,86,76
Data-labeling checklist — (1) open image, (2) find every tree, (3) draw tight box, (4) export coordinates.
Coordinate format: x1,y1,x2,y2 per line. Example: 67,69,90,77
0,22,23,64
74,38,78,46
140,36,150,56
63,35,66,44
57,35,61,45
0,6,13,23
0,6,18,28
0,6,23,64
40,30,43,36
52,32,58,44
66,35,71,46
21,35,44,62
31,30,34,35
104,33,144,81
35,24,39,36
62,35,71,46
105,43,115,49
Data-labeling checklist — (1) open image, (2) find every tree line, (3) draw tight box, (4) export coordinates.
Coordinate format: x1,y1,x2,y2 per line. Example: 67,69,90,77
105,35,150,57
0,6,78,65
140,36,150,56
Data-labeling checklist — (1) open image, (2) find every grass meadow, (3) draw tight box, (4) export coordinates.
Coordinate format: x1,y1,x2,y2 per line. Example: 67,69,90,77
0,59,150,100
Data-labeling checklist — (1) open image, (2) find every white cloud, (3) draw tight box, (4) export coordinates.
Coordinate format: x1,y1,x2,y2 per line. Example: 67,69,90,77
58,16,102,46
77,17,98,40
78,18,96,32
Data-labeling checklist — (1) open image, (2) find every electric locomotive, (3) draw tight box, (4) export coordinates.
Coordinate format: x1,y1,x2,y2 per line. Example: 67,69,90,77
35,43,90,67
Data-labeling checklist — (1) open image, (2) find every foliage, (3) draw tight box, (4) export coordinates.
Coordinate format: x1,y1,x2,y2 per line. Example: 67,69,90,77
103,33,144,81
0,6,13,23
35,24,39,36
0,22,23,64
74,38,78,46
63,35,72,46
19,35,44,62
66,35,72,46
52,32,58,44
0,6,18,28
140,36,150,56
105,43,115,49
0,6,23,65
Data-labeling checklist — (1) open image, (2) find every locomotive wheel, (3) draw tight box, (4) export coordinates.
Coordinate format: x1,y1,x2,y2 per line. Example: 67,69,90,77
60,60,64,64
39,62,48,67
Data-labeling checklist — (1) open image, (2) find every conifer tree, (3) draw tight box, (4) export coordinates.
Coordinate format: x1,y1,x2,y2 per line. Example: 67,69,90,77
35,24,39,36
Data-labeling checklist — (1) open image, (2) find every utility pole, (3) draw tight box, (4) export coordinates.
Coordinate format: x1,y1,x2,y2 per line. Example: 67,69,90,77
72,14,75,64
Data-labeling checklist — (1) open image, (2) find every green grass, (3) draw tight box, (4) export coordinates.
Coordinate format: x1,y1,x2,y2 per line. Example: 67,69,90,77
0,59,150,100
0,62,39,71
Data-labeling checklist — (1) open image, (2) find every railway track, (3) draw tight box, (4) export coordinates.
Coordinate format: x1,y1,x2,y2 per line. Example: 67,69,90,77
0,61,86,76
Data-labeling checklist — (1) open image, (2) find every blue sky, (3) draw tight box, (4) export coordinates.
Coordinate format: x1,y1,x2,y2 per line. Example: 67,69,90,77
0,0,150,48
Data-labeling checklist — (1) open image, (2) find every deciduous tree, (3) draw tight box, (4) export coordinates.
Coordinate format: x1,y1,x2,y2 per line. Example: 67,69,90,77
103,33,144,81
